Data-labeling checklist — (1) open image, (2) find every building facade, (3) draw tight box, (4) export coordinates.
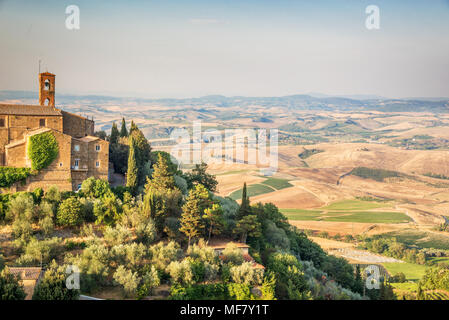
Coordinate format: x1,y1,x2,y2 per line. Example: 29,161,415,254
0,72,109,191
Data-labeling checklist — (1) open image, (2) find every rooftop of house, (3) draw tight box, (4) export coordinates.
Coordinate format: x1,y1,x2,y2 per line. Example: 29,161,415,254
207,238,250,250
8,267,43,281
0,104,62,116
76,135,101,143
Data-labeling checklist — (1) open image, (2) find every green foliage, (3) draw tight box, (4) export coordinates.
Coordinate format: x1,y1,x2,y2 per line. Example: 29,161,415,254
8,193,35,243
126,136,139,194
120,117,128,137
0,267,26,300
266,252,309,300
221,243,245,265
234,215,261,243
169,283,255,300
148,241,183,271
237,182,252,218
350,167,402,182
150,151,180,175
113,265,140,297
32,261,79,300
27,131,59,171
110,122,119,145
261,271,277,300
298,148,324,159
93,192,122,226
184,162,218,192
0,167,31,188
229,262,264,285
180,184,210,246
38,201,54,236
81,177,111,199
137,265,160,299
16,237,62,266
57,197,84,227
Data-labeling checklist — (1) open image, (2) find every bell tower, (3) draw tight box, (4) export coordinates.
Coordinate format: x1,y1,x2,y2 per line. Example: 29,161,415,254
39,72,55,107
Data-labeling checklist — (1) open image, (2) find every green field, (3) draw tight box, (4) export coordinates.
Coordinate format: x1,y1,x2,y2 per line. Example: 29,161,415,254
324,211,412,223
281,199,410,224
261,177,293,190
322,199,389,211
280,209,324,221
384,230,449,250
229,184,275,200
382,262,428,282
229,177,292,200
391,282,418,291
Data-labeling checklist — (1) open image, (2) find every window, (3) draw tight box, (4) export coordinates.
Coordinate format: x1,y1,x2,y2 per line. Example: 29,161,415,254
44,79,50,90
74,145,80,152
74,159,79,168
77,184,82,191
39,119,46,127
96,161,100,168
0,118,4,127
95,145,100,151
59,162,63,167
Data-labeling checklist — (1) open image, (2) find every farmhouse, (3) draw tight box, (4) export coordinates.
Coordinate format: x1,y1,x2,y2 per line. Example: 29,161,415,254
8,267,43,300
0,72,109,191
208,239,265,270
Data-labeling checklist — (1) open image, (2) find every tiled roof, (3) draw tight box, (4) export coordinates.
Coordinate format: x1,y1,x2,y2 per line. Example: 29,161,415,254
207,239,250,249
0,104,62,116
8,267,43,280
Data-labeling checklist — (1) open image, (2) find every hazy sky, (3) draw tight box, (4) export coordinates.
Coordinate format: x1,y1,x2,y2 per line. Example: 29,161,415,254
0,0,448,98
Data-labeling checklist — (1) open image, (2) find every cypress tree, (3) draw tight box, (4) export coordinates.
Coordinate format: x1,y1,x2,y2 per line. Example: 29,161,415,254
126,136,138,194
110,122,119,144
120,117,128,137
238,182,251,218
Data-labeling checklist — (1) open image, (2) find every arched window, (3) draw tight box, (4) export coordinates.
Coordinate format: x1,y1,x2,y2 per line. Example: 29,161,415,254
44,79,50,90
44,98,50,106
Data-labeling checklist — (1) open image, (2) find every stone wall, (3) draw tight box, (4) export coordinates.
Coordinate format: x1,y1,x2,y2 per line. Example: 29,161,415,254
62,111,94,138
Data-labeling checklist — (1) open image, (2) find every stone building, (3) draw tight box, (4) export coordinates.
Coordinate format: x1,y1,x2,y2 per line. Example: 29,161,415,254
0,72,109,191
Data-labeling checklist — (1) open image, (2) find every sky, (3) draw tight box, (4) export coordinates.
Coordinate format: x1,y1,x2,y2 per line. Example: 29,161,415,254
0,0,448,99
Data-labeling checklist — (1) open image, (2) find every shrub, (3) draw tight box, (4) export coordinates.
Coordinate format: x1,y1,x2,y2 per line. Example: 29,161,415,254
81,177,111,199
56,197,84,226
0,167,31,188
32,261,79,300
137,265,160,299
113,265,140,297
103,225,132,246
27,131,58,171
38,201,54,236
166,259,194,285
230,262,264,285
0,267,27,300
16,237,62,266
148,241,183,271
221,243,244,265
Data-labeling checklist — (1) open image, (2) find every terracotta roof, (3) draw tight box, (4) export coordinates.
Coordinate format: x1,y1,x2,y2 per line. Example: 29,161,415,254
207,239,250,249
0,104,62,116
8,267,43,280
77,135,100,143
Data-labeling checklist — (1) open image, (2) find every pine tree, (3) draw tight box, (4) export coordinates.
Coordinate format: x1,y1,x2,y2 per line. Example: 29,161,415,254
145,153,175,192
110,122,119,144
120,117,128,137
180,185,206,248
238,182,252,219
126,136,138,194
